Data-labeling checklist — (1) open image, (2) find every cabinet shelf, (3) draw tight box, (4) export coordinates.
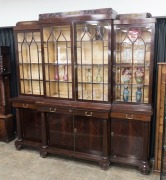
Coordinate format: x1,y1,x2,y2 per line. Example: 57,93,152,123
19,62,42,64
114,63,150,67
46,80,72,83
115,83,149,86
77,63,108,66
45,62,72,65
78,82,108,85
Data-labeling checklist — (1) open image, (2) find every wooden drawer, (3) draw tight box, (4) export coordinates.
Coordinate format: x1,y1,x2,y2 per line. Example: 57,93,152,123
38,106,73,114
110,112,151,122
74,109,109,119
12,102,36,109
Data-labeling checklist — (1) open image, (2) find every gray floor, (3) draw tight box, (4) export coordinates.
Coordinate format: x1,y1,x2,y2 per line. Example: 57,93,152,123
0,140,160,180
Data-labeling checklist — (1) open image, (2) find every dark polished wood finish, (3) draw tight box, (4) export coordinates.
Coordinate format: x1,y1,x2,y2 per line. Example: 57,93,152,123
110,116,150,174
12,97,42,150
37,99,111,168
110,104,152,174
154,63,166,173
0,46,14,142
11,9,155,174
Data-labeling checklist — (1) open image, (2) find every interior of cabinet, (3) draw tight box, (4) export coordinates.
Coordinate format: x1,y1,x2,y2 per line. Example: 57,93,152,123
17,32,43,95
113,25,152,103
43,25,72,98
76,22,110,101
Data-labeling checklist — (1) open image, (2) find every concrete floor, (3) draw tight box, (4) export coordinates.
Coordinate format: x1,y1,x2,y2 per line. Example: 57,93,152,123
0,140,160,180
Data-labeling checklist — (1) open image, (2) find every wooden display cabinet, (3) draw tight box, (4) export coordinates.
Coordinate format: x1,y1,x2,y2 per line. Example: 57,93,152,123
110,14,156,174
0,46,15,142
11,9,156,174
12,8,117,170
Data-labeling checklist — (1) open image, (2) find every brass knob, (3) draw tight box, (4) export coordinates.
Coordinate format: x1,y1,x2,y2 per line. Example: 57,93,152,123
85,111,93,116
50,108,56,112
74,128,77,133
125,114,133,119
22,104,28,108
111,132,114,136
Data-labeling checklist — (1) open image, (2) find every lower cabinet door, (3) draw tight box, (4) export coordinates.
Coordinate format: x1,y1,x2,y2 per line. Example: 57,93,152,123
47,112,74,151
111,118,144,160
21,108,42,142
74,116,103,156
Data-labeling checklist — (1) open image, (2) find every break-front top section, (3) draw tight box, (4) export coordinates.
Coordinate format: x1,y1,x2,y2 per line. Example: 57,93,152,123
40,7,117,102
113,18,155,104
42,21,111,102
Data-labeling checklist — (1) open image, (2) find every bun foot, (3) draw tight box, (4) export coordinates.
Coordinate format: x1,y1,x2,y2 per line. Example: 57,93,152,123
139,161,150,175
99,158,110,170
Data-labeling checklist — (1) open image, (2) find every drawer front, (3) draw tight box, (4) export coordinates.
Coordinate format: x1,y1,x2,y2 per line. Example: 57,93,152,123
74,109,109,119
12,102,36,109
110,112,151,122
38,106,73,114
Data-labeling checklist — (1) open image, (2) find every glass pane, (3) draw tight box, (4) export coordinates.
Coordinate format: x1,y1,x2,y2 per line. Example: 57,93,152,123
76,22,110,102
17,32,43,95
20,80,43,95
113,25,152,103
43,25,72,99
46,82,72,98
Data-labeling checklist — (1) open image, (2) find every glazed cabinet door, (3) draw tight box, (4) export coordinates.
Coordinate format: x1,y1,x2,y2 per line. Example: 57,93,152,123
75,21,111,102
46,112,74,151
42,24,73,99
16,30,43,96
113,20,155,103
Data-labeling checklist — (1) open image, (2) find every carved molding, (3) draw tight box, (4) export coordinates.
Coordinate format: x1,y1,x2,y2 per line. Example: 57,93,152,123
39,13,62,20
116,13,152,20
39,8,116,20
16,21,39,27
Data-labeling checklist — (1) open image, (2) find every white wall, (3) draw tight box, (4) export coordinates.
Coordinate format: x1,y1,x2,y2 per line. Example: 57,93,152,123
0,0,165,27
